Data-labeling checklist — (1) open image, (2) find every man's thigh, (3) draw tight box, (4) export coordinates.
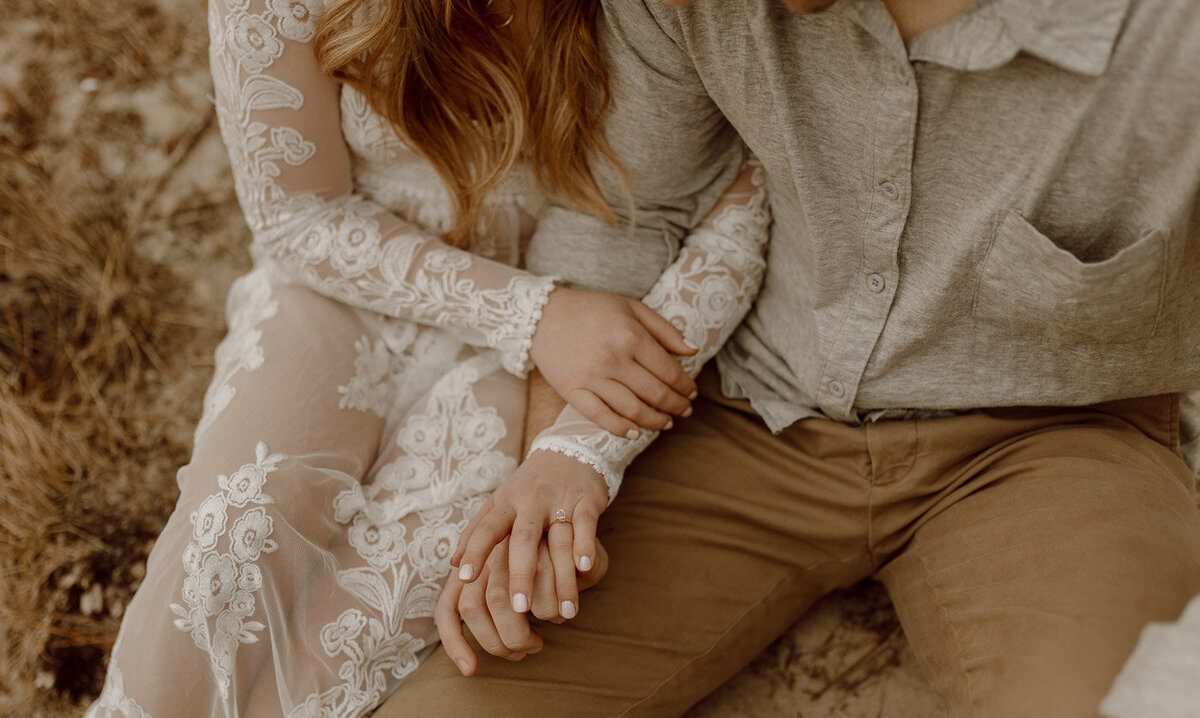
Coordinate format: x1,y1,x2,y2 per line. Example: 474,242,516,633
378,382,875,717
879,398,1200,718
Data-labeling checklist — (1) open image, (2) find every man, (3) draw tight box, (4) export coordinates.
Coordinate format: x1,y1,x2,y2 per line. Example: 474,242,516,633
381,0,1200,715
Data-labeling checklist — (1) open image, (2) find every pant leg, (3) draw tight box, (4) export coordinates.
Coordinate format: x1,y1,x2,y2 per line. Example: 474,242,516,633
876,397,1200,718
378,372,881,718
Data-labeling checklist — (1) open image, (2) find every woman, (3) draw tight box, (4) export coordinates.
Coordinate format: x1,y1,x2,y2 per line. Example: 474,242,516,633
86,0,769,715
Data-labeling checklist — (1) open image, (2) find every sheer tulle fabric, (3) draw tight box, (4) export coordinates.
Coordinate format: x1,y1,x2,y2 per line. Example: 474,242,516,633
86,0,770,715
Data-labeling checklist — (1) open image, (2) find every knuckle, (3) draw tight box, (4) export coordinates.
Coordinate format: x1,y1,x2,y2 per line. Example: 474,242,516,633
511,525,541,545
485,584,509,606
666,363,686,382
458,601,485,622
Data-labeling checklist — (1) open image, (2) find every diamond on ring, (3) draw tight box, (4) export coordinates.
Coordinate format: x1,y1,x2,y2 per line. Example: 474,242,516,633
549,508,571,528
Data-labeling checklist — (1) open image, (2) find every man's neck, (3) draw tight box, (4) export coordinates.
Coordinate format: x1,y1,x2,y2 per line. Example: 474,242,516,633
882,0,972,42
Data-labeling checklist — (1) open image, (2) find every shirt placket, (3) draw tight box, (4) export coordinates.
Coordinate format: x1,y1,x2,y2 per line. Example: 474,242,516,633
818,52,918,421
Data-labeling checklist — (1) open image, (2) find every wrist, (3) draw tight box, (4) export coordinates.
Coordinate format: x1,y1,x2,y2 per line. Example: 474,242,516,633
525,442,618,504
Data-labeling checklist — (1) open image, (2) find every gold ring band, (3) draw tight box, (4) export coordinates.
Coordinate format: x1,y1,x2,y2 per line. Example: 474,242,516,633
548,508,571,528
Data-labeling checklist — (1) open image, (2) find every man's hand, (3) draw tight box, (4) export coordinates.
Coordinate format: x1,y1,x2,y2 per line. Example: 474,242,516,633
530,287,698,439
435,536,609,676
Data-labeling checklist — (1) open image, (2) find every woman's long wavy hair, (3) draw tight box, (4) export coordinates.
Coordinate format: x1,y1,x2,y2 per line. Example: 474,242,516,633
313,0,620,248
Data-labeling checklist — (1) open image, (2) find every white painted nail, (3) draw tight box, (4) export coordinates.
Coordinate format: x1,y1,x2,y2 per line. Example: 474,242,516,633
625,428,640,440
682,406,693,418
512,592,529,613
663,419,674,431
458,564,474,581
579,555,592,572
683,339,700,351
688,390,699,400
561,600,577,619
456,658,471,675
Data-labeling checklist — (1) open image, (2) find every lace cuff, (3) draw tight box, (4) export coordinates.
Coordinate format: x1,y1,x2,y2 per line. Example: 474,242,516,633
528,429,655,504
495,276,558,377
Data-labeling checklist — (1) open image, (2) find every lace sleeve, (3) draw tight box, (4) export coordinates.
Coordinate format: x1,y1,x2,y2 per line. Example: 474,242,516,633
208,0,555,376
528,160,770,501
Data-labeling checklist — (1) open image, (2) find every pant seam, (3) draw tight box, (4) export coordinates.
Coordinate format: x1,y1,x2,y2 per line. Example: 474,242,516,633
912,548,979,718
865,427,880,573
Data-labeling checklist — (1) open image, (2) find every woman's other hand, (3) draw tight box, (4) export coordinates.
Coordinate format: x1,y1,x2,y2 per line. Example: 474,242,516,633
530,286,698,438
436,536,610,675
451,450,607,621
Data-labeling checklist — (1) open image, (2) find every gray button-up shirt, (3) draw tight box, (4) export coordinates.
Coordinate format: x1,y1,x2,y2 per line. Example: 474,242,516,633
527,0,1200,430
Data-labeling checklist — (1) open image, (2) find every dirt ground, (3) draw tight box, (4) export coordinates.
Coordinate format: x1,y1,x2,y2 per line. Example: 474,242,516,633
0,1,946,715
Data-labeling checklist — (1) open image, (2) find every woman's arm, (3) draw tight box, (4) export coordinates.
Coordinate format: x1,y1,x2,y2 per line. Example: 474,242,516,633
526,159,771,500
209,0,699,433
209,0,555,376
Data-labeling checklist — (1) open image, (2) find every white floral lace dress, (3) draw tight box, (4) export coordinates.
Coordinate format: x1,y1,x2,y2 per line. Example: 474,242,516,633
86,1,771,717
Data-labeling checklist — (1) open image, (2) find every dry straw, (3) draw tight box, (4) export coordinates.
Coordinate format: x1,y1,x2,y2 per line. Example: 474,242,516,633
1,0,238,712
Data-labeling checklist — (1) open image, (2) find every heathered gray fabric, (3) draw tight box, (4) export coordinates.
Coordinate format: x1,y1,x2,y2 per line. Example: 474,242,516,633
526,0,1200,430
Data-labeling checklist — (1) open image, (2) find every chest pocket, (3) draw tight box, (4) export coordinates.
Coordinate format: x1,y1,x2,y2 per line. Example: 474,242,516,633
972,211,1168,344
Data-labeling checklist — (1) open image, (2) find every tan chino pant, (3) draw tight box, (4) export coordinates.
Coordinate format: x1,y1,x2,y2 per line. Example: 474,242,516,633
378,370,1200,717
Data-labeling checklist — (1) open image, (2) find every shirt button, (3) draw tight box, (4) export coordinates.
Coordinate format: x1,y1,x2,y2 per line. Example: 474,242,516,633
866,273,886,293
829,380,846,398
879,180,899,200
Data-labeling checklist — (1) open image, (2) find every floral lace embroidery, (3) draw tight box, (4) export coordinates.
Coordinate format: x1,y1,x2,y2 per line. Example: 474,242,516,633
208,0,555,379
170,441,283,699
297,356,512,715
338,335,410,417
335,353,516,528
529,163,771,503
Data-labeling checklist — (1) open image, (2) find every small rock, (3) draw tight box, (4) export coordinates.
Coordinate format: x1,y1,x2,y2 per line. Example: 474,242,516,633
79,583,104,616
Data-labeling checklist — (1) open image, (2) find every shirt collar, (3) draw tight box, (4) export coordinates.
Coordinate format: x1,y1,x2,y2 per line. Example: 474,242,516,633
828,0,1130,76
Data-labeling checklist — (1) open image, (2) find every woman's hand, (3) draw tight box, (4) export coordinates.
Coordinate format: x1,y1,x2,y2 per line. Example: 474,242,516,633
530,287,698,438
436,535,610,675
451,450,608,618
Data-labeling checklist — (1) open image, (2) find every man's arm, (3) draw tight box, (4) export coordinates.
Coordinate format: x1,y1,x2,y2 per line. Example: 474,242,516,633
522,369,567,456
526,0,745,299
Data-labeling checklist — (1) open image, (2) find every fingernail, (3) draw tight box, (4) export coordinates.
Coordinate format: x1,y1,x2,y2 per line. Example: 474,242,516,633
528,642,544,655
512,592,529,613
561,600,577,619
458,564,474,581
682,406,693,418
683,339,700,351
579,555,592,572
688,390,698,400
456,658,471,675
625,429,640,440
664,419,674,430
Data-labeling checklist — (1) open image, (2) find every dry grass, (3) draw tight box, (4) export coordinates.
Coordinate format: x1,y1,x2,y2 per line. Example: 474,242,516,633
0,0,247,713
